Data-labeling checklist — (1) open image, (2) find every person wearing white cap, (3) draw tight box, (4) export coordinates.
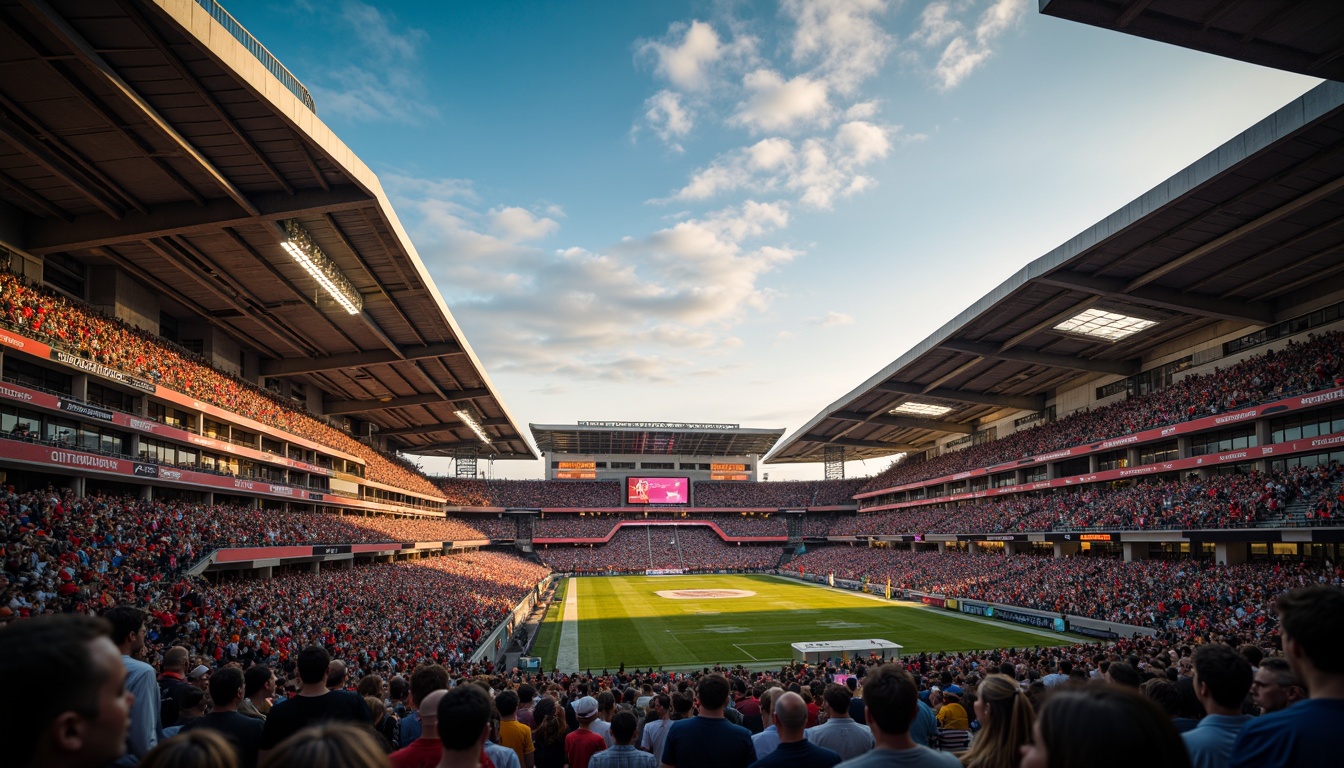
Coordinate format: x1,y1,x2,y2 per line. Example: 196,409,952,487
566,696,607,768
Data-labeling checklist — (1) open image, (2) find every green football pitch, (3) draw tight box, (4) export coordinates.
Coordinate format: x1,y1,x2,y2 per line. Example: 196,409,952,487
532,574,1077,672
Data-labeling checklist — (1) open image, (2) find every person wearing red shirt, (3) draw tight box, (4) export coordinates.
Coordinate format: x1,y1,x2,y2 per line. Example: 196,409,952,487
566,696,607,768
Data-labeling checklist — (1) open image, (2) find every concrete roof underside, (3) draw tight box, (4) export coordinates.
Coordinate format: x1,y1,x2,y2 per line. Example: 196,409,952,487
1040,0,1344,83
0,0,535,460
532,425,785,457
768,80,1344,465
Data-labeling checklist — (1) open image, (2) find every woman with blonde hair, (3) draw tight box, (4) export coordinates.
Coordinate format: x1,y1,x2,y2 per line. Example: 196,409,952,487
960,674,1036,768
260,722,390,768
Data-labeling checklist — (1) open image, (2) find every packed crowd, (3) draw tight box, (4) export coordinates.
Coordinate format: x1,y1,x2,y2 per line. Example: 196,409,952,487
438,478,624,508
693,479,868,508
10,582,1342,768
538,527,780,573
0,271,442,498
788,546,1341,639
862,331,1344,493
834,463,1344,535
0,488,507,620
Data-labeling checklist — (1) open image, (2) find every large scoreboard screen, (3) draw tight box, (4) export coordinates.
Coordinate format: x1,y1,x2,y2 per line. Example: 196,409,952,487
627,476,689,505
556,461,596,480
711,462,748,481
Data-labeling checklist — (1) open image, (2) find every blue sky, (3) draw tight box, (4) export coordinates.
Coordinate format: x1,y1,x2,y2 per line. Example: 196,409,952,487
229,0,1317,480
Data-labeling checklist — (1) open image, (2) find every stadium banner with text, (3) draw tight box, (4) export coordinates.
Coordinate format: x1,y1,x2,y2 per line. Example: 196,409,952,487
646,568,685,576
862,427,1344,513
993,607,1065,632
533,519,786,545
626,476,690,505
0,439,403,511
857,385,1344,499
0,379,334,477
960,601,992,617
0,328,51,358
50,350,157,394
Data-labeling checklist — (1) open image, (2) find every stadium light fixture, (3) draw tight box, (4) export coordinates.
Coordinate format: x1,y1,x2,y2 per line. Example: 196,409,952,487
1053,308,1156,341
280,220,363,315
455,408,493,445
890,402,953,417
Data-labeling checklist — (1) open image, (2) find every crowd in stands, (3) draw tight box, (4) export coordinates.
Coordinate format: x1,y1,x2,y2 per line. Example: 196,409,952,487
539,527,780,573
693,478,867,508
0,270,443,498
533,515,624,539
789,546,1341,639
438,478,623,508
862,330,1344,493
0,488,505,620
832,463,1344,535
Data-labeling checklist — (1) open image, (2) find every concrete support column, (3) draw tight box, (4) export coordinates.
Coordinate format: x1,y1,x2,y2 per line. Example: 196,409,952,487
936,541,948,554
257,566,273,580
72,373,89,401
140,484,153,501
1089,455,1100,473
1177,435,1192,459
203,492,214,505
1123,542,1149,562
1127,447,1141,469
1003,542,1019,557
310,561,320,574
1053,541,1081,558
1215,542,1249,565
68,475,85,496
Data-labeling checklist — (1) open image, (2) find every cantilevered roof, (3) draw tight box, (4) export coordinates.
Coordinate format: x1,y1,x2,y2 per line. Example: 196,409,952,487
0,0,535,459
532,423,785,457
1041,0,1344,83
768,79,1344,464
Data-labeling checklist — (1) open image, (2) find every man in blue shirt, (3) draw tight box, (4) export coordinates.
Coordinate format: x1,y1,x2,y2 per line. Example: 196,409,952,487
660,673,755,768
1231,585,1344,768
1182,643,1252,768
105,605,159,766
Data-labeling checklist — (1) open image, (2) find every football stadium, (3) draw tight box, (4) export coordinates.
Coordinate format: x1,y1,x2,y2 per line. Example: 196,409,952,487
1,2,1343,768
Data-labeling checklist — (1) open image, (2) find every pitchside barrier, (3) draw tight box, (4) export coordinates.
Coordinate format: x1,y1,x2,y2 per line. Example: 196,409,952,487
772,571,1156,640
472,574,558,665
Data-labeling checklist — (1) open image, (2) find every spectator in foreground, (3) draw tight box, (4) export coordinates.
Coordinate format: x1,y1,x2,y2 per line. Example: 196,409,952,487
1020,685,1191,768
1,614,131,768
1249,658,1305,715
106,604,160,765
184,666,263,768
749,691,841,768
660,673,755,768
388,688,445,768
497,689,535,768
806,683,873,761
259,646,372,757
835,664,959,768
1230,585,1344,768
259,722,389,768
140,730,239,768
591,710,657,768
1182,644,1252,768
751,688,785,760
435,686,492,768
566,696,607,768
958,674,1035,768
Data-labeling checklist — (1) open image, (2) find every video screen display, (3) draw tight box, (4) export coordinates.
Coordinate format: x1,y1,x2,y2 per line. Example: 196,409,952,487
627,476,689,505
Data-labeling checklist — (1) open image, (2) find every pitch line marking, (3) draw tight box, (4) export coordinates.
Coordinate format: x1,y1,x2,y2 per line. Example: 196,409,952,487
732,643,760,661
556,577,580,672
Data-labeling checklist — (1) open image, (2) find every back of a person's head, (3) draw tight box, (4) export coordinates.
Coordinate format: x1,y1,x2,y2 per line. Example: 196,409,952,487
596,690,615,713
610,710,638,744
356,674,383,699
773,692,808,732
210,667,244,708
103,605,147,647
244,664,272,698
0,614,115,767
1033,685,1191,768
141,730,239,768
296,646,331,685
533,696,565,745
410,664,450,706
518,683,536,704
1107,662,1141,688
857,664,917,736
696,673,731,710
260,722,389,768
438,684,492,752
1191,643,1253,709
971,673,1034,747
496,689,520,717
162,646,189,672
1276,585,1344,675
179,686,206,714
822,682,852,713
388,675,409,702
1139,679,1182,718
671,692,693,717
326,660,347,689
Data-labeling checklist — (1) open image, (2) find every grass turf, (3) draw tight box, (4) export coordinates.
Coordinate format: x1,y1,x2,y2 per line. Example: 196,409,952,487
529,576,567,667
533,574,1077,671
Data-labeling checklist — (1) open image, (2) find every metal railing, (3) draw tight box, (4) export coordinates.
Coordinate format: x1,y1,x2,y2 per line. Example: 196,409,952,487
193,0,316,113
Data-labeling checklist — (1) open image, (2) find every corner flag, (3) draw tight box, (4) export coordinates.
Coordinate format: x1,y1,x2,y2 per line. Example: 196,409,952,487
885,578,891,600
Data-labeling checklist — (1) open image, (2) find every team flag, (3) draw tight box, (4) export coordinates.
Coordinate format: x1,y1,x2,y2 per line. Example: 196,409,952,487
885,578,892,600
828,572,835,587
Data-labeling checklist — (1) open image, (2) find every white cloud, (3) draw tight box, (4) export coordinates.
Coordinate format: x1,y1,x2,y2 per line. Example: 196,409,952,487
644,90,695,150
921,0,1028,91
782,0,893,95
821,311,854,327
638,19,756,92
661,121,894,209
730,70,833,133
389,176,799,382
306,1,435,124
